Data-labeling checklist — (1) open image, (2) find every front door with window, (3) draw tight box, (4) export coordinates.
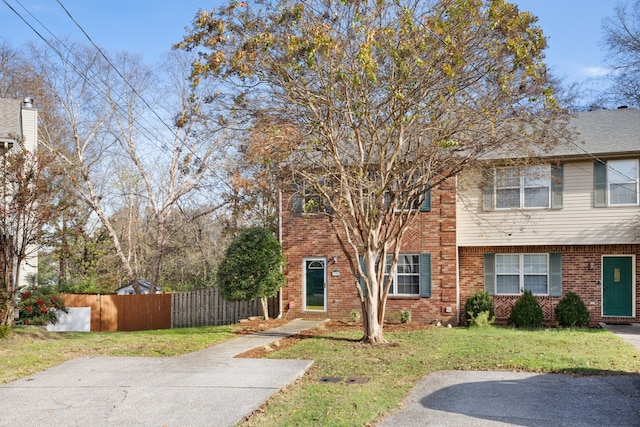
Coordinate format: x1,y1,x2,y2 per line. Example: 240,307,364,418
603,256,634,317
304,259,326,311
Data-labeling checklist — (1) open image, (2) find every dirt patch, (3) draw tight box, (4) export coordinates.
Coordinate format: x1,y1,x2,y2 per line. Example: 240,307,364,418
232,317,292,335
233,318,433,358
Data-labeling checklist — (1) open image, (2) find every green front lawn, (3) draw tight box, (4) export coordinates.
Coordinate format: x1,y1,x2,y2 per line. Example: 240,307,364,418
240,325,640,426
1,323,638,426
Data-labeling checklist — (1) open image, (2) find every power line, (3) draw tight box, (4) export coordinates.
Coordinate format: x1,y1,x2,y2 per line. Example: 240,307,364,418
3,0,232,195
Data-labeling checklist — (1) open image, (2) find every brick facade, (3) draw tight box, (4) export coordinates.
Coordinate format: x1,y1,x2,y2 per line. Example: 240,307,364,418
280,181,459,325
459,245,640,325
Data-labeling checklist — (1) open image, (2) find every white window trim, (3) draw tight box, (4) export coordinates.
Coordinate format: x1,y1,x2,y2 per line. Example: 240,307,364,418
495,253,550,296
494,165,551,210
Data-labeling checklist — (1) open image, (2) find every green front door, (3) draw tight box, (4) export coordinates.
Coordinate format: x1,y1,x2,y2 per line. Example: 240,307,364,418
305,259,326,311
603,256,634,317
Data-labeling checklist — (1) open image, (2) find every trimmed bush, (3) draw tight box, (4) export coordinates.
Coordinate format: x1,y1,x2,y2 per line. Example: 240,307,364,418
464,290,494,327
509,290,543,328
398,310,411,324
0,324,10,339
387,310,411,324
555,292,590,327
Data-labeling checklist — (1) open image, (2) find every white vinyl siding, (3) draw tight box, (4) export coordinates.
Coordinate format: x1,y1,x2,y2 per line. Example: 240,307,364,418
458,161,640,246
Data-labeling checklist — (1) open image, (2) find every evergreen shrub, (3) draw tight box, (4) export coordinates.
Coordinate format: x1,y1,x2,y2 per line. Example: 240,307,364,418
464,290,494,327
509,290,543,328
555,292,590,327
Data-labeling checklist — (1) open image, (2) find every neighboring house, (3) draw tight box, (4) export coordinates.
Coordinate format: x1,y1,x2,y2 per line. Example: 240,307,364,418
458,107,640,325
0,97,38,291
115,280,161,295
279,107,640,326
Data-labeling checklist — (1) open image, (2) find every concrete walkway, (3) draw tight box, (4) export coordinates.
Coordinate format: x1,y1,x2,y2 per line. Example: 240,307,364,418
600,322,640,350
0,318,326,427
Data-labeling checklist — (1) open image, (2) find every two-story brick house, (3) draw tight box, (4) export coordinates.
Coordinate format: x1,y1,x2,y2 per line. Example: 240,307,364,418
279,107,640,325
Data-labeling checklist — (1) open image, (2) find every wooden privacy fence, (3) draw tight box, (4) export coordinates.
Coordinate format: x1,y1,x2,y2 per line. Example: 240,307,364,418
61,290,278,332
61,293,172,332
171,288,278,328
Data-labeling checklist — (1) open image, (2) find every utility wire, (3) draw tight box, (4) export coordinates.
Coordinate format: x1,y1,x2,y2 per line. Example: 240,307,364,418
3,0,232,194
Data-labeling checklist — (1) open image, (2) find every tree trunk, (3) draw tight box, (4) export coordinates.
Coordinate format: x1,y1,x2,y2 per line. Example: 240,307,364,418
362,297,387,344
260,296,270,320
1,295,16,327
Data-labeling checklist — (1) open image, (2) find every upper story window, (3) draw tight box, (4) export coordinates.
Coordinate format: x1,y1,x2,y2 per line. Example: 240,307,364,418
291,179,332,215
384,189,431,212
594,159,639,207
608,159,639,205
495,165,550,209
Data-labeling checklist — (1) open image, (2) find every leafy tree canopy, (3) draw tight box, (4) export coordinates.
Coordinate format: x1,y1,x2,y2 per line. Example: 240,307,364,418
178,0,565,343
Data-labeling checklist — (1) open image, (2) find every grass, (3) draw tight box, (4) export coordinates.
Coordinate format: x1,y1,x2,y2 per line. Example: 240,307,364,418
240,325,640,426
1,323,638,426
0,325,236,384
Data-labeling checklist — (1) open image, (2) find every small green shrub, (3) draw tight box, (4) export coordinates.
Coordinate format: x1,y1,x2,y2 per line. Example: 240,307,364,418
555,292,590,327
464,290,494,327
398,310,411,324
349,309,361,322
0,324,10,339
468,310,494,328
386,310,411,324
509,290,543,328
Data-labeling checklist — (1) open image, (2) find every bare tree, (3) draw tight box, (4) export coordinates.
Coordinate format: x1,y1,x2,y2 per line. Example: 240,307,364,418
34,41,228,293
603,0,640,107
0,150,61,325
177,0,566,343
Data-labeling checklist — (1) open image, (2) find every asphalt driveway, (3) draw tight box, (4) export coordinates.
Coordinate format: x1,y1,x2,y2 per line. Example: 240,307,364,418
379,323,640,427
377,370,640,427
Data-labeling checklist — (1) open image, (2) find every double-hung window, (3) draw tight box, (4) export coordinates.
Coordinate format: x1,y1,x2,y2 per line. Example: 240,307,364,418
384,254,421,295
608,159,639,206
360,253,432,297
383,254,420,295
495,166,550,209
292,179,327,214
495,254,549,295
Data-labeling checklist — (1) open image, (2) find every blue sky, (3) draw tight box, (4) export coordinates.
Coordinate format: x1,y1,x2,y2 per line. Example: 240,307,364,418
0,1,631,87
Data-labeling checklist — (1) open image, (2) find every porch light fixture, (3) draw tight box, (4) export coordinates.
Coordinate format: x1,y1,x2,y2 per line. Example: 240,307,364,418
589,262,595,270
